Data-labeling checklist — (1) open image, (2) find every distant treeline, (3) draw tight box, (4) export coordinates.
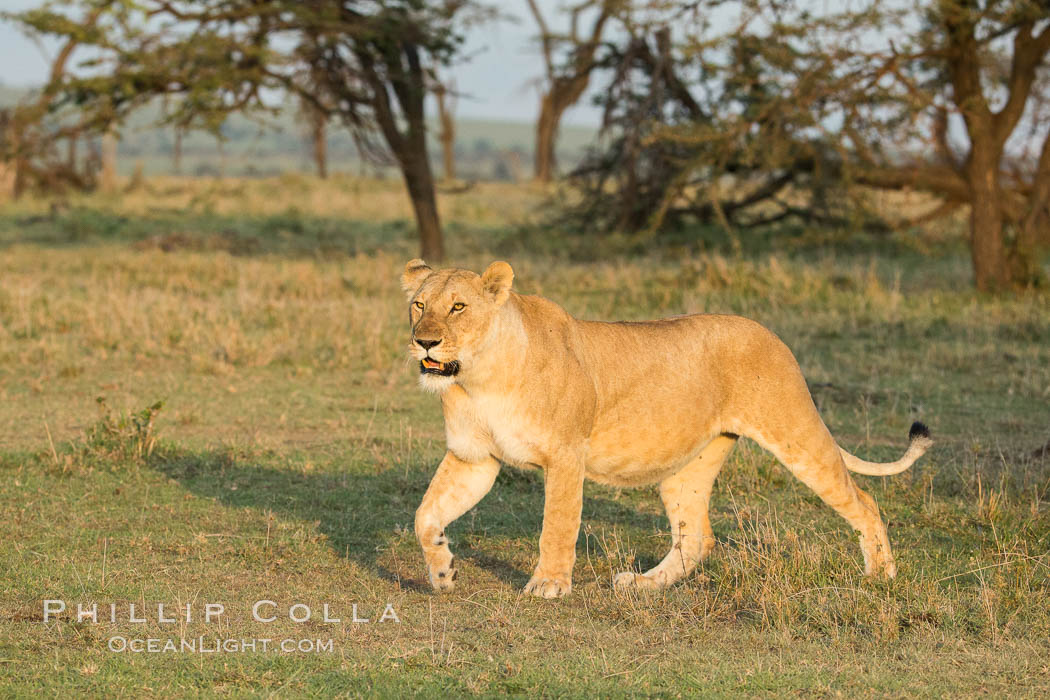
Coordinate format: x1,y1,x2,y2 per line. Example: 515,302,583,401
0,84,595,180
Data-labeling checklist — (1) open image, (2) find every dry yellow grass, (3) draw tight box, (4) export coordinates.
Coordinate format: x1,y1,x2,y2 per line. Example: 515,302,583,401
5,173,547,223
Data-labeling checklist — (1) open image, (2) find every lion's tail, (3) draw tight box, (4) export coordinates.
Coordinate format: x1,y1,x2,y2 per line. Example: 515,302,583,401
839,422,932,476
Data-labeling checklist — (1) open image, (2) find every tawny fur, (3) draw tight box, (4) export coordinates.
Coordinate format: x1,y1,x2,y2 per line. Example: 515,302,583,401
402,260,932,598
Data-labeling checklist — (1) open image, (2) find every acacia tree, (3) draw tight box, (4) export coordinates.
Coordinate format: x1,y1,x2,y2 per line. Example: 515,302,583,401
8,0,487,260
569,0,1050,292
525,0,617,182
0,1,112,196
847,0,1050,290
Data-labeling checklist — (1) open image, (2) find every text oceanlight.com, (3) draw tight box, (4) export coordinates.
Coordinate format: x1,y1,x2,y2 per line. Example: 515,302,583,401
107,637,335,654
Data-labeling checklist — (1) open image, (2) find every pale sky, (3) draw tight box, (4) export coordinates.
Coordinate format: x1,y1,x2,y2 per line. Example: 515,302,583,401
0,0,604,126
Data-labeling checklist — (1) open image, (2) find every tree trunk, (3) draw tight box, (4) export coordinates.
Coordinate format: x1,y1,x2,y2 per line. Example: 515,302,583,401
969,189,1007,292
434,84,455,180
13,155,28,198
359,40,445,260
1014,131,1050,282
173,128,183,174
527,0,610,183
535,93,559,183
100,129,117,192
0,161,13,201
439,111,455,181
441,134,454,181
400,149,444,260
536,74,592,184
1,117,21,200
311,111,327,178
967,150,1009,292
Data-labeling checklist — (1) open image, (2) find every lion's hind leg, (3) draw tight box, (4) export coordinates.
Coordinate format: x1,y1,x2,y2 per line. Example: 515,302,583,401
614,435,737,591
749,420,897,578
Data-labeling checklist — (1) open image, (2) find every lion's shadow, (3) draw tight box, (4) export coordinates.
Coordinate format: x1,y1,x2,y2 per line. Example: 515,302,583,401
153,449,666,591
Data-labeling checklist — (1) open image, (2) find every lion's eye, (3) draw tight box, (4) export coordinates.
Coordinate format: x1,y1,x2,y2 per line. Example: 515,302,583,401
451,302,466,312
413,301,424,311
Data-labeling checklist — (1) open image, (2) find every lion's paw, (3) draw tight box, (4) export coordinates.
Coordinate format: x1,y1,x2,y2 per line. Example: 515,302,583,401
614,570,681,590
613,571,661,591
523,574,571,598
863,558,897,580
426,554,458,593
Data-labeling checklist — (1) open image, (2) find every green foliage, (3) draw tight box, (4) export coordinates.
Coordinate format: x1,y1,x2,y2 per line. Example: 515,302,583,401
5,0,479,136
81,398,164,465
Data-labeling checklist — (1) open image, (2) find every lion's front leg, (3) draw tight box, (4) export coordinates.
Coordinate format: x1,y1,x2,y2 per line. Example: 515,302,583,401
415,451,500,592
524,454,585,599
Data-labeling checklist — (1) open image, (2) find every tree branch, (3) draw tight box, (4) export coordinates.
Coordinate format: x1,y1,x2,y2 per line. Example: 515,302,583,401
525,0,554,77
993,21,1050,148
942,3,993,134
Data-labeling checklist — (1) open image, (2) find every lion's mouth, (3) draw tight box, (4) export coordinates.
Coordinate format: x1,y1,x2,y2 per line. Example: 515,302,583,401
420,358,460,377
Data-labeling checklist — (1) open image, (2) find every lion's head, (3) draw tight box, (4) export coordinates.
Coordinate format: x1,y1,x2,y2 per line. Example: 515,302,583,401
401,259,514,392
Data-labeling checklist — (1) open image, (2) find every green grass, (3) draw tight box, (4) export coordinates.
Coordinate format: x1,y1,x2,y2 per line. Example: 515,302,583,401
1,177,1050,696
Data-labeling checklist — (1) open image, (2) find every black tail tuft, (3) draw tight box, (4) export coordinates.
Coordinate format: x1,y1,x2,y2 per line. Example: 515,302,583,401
909,421,930,441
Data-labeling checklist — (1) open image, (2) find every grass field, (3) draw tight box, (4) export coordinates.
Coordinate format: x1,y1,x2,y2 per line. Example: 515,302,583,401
1,176,1049,696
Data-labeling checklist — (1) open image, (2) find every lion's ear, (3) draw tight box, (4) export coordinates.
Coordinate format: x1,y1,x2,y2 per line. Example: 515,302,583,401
481,261,514,306
401,259,432,299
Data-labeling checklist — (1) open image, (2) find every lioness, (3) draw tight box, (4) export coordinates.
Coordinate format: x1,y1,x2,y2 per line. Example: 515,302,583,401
403,259,932,598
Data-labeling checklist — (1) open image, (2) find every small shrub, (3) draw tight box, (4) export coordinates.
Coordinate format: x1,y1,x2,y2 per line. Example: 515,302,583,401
81,398,164,465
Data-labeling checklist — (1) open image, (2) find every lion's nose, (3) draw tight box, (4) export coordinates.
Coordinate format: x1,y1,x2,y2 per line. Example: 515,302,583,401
415,338,441,350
